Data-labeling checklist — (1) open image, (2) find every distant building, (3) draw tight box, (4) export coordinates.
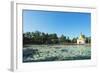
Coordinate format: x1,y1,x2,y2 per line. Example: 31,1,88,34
77,33,86,44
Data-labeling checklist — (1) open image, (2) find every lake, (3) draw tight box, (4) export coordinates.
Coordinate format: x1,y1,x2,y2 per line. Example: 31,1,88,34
23,44,91,62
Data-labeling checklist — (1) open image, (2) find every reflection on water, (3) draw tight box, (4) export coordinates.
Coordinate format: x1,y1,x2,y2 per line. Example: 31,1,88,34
23,44,91,62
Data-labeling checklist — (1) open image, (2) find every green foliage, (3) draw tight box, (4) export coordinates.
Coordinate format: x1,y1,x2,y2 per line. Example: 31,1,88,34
71,37,78,43
23,31,60,45
23,31,91,45
59,35,66,43
85,36,91,43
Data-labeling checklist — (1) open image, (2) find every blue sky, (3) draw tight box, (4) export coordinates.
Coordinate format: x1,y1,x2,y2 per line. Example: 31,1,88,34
23,10,91,39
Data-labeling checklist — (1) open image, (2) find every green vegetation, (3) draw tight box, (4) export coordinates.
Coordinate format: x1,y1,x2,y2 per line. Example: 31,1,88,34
23,31,91,62
23,31,91,45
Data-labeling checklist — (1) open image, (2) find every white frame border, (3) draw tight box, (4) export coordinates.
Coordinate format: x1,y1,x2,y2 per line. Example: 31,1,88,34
11,1,97,72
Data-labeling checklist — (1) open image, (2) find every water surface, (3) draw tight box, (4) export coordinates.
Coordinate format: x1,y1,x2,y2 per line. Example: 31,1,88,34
23,44,91,62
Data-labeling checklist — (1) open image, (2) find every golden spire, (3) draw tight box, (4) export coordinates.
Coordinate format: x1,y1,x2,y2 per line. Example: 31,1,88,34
79,32,85,40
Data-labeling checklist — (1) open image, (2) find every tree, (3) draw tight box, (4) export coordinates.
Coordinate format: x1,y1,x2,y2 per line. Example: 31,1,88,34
66,37,71,43
48,33,58,44
72,37,78,43
23,31,91,45
59,35,66,44
85,37,91,43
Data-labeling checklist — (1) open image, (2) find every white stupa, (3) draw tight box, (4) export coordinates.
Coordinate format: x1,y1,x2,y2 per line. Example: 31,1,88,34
77,33,86,44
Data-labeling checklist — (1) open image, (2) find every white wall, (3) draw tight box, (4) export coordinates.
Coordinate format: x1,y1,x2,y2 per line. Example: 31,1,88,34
0,0,100,73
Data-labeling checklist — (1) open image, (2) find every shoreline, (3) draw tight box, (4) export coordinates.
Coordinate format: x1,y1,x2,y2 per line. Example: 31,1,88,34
23,43,91,46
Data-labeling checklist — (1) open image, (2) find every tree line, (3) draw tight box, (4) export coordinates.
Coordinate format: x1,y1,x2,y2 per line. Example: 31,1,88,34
23,31,91,45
